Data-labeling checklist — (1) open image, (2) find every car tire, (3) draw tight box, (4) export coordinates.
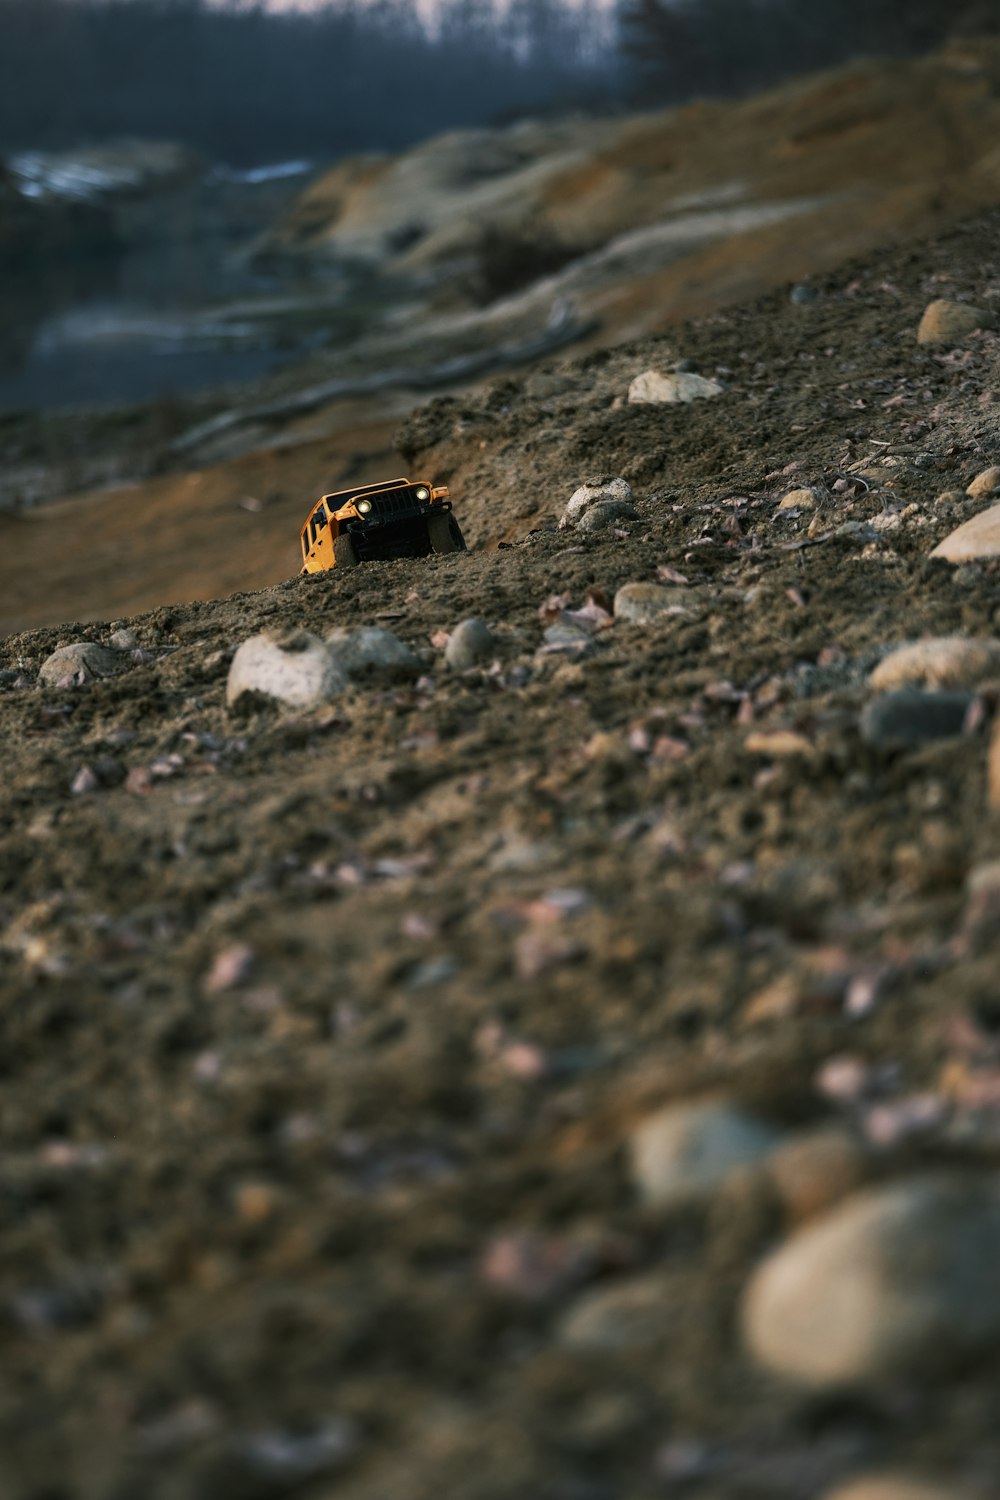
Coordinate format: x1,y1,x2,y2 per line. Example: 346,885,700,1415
427,512,465,554
333,533,358,569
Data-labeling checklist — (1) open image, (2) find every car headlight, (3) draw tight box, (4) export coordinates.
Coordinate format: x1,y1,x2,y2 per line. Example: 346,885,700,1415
356,498,372,515
415,487,429,501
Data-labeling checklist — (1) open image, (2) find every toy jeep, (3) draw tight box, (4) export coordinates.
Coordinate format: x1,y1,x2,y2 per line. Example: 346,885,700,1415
299,477,465,573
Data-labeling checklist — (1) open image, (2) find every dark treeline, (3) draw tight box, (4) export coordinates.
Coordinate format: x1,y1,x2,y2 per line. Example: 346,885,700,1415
0,0,620,164
623,0,1000,102
0,0,996,167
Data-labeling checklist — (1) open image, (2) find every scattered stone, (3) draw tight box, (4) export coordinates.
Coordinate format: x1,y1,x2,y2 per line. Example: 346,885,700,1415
234,1418,358,1482
444,618,496,671
870,637,1000,692
777,487,817,511
860,690,977,750
70,766,100,796
613,582,693,623
561,477,633,530
627,370,723,404
934,490,965,506
558,1272,685,1351
325,625,420,678
480,1231,588,1301
226,631,348,710
38,642,124,688
916,299,994,346
109,628,139,650
767,1128,868,1225
630,1099,782,1209
823,1476,970,1500
932,502,1000,563
744,730,813,756
203,943,255,994
742,1176,1000,1387
965,466,1000,500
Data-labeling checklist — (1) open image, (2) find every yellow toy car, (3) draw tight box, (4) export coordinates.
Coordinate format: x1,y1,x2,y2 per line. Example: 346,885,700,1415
299,477,465,573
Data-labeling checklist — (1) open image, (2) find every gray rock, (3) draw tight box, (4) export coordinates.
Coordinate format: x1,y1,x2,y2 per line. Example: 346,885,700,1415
630,1100,782,1209
613,582,694,624
561,477,633,530
576,499,637,533
109,628,139,651
790,284,819,305
226,631,348,710
628,370,723,404
558,1272,686,1351
742,1176,1000,1387
870,638,1000,692
860,690,976,750
931,502,1000,563
445,618,496,671
917,299,994,346
777,487,817,511
38,642,124,688
325,625,420,678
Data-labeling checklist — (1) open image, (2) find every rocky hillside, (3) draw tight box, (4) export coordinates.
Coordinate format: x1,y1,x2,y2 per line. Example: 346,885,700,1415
3,206,1000,1498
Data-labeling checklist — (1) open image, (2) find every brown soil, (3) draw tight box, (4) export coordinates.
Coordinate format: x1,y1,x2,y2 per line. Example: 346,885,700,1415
3,210,1000,1499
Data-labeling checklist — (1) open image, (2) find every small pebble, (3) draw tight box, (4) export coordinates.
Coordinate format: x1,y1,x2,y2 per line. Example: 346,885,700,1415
630,1099,782,1209
767,1128,868,1224
822,1476,972,1500
613,582,693,624
38,642,124,688
777,487,817,511
227,631,347,710
917,299,994,346
561,477,633,530
445,618,496,670
325,625,420,678
627,370,723,404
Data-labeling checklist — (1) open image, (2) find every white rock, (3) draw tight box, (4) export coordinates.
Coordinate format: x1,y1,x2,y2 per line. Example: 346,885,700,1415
444,618,495,671
965,465,1000,500
38,642,124,688
226,631,348,710
561,477,633,530
325,625,419,677
628,370,723,405
613,582,694,623
930,503,1000,562
630,1100,782,1208
742,1176,1000,1388
870,638,1000,692
109,628,139,650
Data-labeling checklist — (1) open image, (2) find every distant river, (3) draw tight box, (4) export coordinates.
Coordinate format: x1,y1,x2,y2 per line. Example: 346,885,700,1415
0,161,333,414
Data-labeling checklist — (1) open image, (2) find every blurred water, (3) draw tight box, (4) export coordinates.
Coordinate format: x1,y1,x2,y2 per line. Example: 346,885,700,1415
0,165,324,413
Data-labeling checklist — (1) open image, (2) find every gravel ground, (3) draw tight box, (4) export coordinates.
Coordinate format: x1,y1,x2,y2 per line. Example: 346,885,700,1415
4,210,1000,1500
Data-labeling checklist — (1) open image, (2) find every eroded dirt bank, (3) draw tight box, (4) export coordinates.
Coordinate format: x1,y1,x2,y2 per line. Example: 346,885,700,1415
3,211,1000,1499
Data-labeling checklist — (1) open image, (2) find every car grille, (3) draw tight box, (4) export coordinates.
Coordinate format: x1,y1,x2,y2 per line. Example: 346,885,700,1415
367,486,426,519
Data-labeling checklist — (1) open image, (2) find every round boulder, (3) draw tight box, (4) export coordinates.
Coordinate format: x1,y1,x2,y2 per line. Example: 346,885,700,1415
325,625,419,679
742,1176,1000,1388
38,642,125,688
561,477,634,530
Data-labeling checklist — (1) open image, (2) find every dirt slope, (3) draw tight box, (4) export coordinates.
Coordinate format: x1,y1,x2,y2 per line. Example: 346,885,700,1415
3,209,1000,1498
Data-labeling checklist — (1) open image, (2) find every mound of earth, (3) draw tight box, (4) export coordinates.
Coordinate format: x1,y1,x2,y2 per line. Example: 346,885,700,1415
259,38,1000,350
3,206,1000,1498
